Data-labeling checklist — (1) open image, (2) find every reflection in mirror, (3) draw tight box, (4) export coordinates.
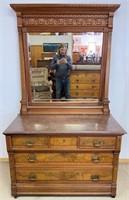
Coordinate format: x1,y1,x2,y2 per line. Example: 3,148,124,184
27,32,103,102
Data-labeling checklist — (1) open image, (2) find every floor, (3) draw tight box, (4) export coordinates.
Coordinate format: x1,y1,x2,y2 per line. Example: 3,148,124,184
0,162,129,200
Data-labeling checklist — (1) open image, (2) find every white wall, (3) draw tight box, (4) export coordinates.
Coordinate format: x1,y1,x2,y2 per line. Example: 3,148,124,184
0,0,128,159
29,34,73,56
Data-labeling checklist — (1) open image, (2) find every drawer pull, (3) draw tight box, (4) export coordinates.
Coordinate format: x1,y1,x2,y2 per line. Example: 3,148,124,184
26,140,35,146
92,155,100,163
91,175,99,181
28,173,37,181
27,154,36,162
93,140,102,147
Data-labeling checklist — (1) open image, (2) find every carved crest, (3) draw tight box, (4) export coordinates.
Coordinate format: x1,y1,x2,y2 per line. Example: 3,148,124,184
22,15,108,27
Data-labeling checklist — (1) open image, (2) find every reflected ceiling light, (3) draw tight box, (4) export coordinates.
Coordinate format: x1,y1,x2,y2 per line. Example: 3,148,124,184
40,32,51,35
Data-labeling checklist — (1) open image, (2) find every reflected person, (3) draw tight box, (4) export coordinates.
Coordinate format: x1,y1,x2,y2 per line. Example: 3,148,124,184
50,43,72,99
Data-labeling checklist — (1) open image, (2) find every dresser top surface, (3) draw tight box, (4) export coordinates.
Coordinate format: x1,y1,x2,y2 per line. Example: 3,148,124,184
4,114,126,135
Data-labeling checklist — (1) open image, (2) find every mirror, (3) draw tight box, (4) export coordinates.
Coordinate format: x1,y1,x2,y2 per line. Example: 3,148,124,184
10,3,119,114
27,32,103,102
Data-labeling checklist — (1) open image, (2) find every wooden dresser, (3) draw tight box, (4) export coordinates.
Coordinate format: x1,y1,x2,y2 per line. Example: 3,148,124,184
70,70,100,98
4,3,125,198
4,114,125,197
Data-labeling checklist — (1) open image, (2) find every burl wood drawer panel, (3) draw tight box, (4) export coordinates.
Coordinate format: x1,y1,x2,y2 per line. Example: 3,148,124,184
79,137,116,149
50,137,77,149
11,136,49,148
14,152,113,164
11,136,78,150
16,168,112,182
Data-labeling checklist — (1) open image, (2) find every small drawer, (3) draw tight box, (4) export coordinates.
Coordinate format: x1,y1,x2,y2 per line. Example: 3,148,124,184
50,137,77,149
12,135,49,148
16,168,112,182
79,137,116,149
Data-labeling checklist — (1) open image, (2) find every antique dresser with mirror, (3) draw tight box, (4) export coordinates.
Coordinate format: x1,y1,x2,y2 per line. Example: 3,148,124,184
3,4,126,198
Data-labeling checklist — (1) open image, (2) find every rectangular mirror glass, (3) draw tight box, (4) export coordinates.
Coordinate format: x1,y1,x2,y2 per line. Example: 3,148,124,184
27,32,103,102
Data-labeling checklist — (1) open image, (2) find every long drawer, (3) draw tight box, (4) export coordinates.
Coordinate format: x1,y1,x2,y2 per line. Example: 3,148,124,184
14,152,113,164
16,167,112,182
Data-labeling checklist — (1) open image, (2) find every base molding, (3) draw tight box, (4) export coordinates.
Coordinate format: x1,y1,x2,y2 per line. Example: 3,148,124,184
11,183,113,197
0,158,129,163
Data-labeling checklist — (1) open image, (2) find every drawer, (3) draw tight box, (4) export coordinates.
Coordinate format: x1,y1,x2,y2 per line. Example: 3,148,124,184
70,83,99,90
70,72,100,84
50,137,77,149
79,137,116,149
14,152,113,164
16,168,112,181
71,90,99,98
11,136,49,148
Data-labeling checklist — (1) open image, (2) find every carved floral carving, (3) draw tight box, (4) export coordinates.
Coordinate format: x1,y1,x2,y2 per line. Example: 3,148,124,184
22,15,108,27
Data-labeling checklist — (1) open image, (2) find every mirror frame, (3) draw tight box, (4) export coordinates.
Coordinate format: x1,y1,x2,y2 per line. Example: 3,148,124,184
10,4,120,115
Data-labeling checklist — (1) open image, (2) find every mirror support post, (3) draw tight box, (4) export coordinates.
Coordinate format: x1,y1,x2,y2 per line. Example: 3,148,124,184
17,26,27,114
103,29,113,114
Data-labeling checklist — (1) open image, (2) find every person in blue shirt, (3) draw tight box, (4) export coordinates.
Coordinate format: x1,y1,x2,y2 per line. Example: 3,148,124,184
50,43,72,99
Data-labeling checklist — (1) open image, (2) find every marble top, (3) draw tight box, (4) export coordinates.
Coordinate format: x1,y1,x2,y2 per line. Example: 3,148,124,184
3,114,126,136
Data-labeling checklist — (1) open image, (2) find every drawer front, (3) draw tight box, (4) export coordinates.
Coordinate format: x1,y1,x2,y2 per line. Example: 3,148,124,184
14,152,113,164
16,168,112,181
12,136,49,148
70,83,99,90
50,137,77,149
70,72,100,84
79,137,116,149
71,90,99,98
